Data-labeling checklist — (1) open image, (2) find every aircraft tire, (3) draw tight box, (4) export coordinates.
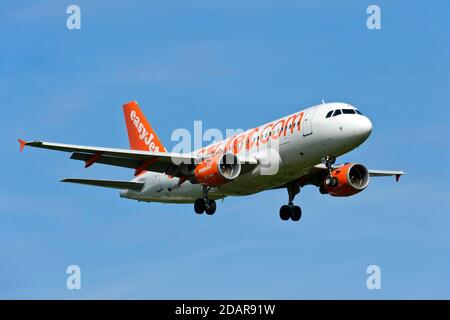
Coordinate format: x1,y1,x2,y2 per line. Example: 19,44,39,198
205,200,216,215
291,206,302,221
279,205,291,221
194,199,205,214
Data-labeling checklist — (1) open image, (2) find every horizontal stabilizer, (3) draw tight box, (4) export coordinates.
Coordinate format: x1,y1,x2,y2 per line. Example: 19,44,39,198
61,178,144,190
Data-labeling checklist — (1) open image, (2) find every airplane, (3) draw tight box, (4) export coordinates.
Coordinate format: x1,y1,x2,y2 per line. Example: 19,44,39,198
18,101,405,222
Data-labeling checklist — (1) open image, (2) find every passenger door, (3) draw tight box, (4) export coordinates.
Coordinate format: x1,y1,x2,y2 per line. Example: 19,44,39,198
302,109,315,136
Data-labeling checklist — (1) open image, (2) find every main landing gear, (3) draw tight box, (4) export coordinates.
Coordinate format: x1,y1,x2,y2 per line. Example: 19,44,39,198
279,181,302,222
194,186,217,215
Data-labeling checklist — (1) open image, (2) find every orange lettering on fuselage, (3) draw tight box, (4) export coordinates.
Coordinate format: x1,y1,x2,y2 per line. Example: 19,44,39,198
271,119,285,140
197,111,304,156
232,134,246,154
246,128,259,150
259,123,273,144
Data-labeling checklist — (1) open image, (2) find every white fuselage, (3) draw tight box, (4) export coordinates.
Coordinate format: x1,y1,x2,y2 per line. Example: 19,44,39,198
120,102,373,203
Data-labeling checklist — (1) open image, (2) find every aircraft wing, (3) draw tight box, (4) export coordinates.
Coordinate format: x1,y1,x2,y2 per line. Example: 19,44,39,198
302,163,406,185
307,164,405,181
366,169,406,179
272,163,406,190
61,178,144,190
19,139,257,177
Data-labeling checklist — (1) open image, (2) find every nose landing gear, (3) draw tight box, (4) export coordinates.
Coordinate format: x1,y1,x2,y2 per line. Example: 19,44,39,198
322,156,339,187
194,186,217,215
279,181,302,222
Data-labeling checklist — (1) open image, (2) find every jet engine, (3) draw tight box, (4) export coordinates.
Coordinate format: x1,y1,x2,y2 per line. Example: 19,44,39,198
323,163,370,197
193,152,241,186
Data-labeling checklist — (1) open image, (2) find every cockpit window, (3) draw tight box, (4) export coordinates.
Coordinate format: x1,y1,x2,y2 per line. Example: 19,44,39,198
327,108,361,117
332,109,342,117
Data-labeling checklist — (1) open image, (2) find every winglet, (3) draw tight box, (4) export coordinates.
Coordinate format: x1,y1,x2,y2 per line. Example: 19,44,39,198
18,139,27,152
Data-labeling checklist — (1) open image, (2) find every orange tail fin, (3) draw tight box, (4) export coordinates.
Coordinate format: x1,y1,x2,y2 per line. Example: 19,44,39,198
122,101,167,152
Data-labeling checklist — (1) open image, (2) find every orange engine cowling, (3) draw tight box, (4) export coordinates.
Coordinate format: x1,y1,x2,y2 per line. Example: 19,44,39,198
194,153,241,186
325,163,370,197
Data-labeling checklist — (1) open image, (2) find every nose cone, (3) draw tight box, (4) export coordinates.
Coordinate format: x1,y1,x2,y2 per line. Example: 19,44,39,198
356,116,373,141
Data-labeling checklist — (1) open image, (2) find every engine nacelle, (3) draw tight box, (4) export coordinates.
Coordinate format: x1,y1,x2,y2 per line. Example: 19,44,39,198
193,152,241,186
324,163,370,197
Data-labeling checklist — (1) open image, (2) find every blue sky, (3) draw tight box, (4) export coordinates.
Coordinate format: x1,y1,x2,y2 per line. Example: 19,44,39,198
1,0,450,299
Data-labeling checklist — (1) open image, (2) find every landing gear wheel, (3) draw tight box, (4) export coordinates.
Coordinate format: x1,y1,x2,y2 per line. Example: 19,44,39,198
330,177,338,187
291,206,302,221
205,200,216,215
324,176,339,187
194,199,205,214
279,205,291,221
